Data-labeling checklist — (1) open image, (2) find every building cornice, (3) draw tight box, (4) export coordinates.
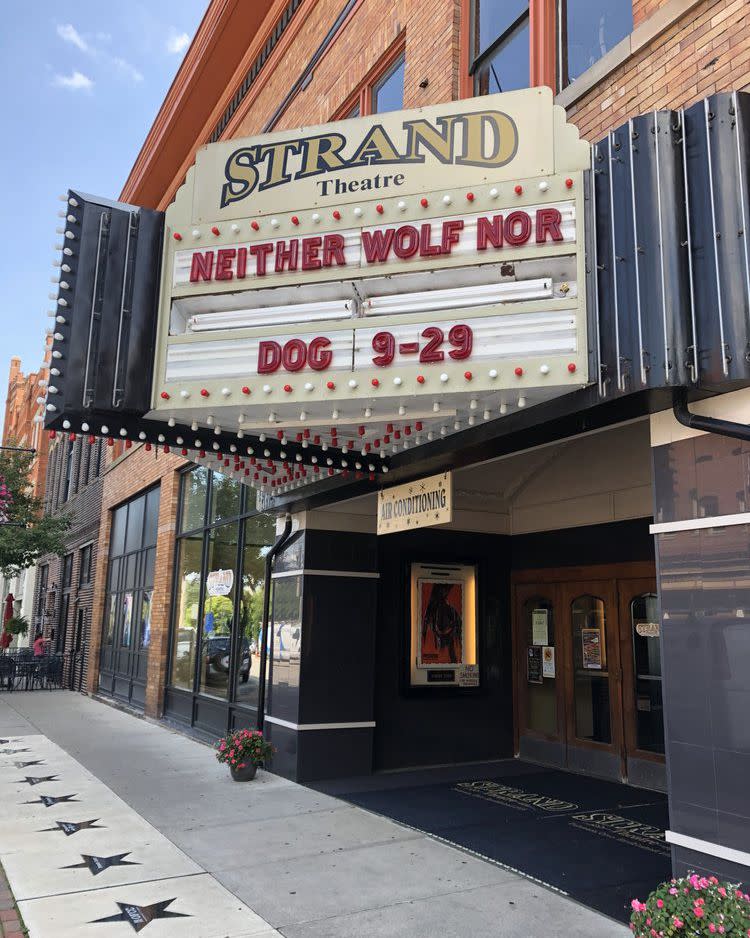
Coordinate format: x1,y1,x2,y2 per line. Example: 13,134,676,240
120,0,278,209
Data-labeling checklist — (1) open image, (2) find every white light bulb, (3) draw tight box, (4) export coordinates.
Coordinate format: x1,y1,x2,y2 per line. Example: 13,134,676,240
489,187,499,198
311,212,320,223
304,382,313,391
540,364,550,375
50,368,60,376
483,409,491,420
270,218,279,228
138,431,146,440
440,373,448,383
443,194,452,205
62,419,70,429
489,368,498,379
398,405,406,416
348,379,357,389
500,402,508,415
101,425,109,434
538,180,549,192
518,396,526,408
353,207,362,217
192,229,201,238
81,422,90,432
120,428,128,437
469,398,478,410
393,376,402,386
231,223,240,233
263,384,271,394
168,417,176,427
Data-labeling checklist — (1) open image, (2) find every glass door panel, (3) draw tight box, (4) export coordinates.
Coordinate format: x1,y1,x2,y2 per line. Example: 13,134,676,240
523,596,557,735
631,592,664,753
570,594,611,744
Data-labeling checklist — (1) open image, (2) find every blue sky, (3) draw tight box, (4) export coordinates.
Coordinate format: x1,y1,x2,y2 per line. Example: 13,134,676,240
0,1,209,435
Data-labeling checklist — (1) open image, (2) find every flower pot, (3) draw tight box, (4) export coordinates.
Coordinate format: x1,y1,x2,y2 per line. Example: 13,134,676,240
230,763,258,782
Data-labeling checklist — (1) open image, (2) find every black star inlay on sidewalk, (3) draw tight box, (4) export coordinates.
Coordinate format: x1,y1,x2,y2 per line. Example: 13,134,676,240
0,748,29,754
19,775,59,786
25,794,79,807
14,760,44,768
64,853,138,876
92,899,189,932
0,738,12,744
41,819,104,836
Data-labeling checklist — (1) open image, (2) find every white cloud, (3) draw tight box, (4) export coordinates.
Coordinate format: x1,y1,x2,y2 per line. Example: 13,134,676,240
166,30,190,55
53,70,94,92
112,57,144,83
54,22,144,86
56,23,89,53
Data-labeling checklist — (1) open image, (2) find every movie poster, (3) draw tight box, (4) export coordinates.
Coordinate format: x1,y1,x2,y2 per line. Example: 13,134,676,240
418,579,464,667
581,627,603,670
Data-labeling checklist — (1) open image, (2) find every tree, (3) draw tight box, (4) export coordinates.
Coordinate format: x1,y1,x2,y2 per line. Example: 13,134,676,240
0,444,70,577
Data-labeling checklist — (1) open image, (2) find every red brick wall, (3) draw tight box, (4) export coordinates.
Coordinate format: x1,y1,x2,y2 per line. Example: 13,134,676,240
232,0,462,138
567,0,750,142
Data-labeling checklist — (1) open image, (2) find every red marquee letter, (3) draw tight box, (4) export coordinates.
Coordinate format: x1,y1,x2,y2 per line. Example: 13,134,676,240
258,340,282,374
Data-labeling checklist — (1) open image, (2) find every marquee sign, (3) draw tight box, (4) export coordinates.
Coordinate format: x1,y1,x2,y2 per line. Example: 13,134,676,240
147,88,590,497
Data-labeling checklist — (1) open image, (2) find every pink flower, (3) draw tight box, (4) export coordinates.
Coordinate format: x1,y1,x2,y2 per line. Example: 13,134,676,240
673,918,683,929
694,907,704,918
656,899,664,908
718,887,726,897
709,925,716,934
669,888,678,895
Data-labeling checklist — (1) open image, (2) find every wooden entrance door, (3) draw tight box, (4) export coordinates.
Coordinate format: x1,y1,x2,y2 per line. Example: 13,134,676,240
513,563,664,787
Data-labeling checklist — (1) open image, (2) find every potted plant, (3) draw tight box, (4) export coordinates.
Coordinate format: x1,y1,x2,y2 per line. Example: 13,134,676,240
5,615,29,637
630,872,750,936
215,728,274,781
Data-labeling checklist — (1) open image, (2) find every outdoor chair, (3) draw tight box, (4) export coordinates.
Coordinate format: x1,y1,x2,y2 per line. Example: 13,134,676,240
0,656,14,691
13,658,39,691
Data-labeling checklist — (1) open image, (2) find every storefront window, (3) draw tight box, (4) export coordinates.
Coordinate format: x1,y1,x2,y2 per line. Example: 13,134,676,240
571,594,611,743
199,523,239,698
266,574,303,720
171,534,202,691
169,468,275,712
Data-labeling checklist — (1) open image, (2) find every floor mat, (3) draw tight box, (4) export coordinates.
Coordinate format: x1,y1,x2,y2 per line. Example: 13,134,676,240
327,766,670,923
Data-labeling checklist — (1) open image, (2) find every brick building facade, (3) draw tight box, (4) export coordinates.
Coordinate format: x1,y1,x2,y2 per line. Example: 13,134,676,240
3,347,50,499
32,436,109,688
44,0,750,892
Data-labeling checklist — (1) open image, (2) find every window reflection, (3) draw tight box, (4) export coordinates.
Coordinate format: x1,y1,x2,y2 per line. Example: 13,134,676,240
210,471,241,525
571,594,611,743
266,575,303,721
559,0,632,87
170,535,202,691
121,593,133,647
200,523,239,698
235,514,276,708
475,18,530,94
181,466,209,532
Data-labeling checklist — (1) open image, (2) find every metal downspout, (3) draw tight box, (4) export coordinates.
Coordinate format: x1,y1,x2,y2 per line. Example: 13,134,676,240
672,387,750,442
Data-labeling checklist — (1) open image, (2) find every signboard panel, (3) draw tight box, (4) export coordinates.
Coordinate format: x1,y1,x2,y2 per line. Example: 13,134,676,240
378,471,452,534
146,87,590,497
190,91,558,223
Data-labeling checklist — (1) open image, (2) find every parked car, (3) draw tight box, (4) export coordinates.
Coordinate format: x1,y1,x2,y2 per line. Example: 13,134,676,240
205,636,251,683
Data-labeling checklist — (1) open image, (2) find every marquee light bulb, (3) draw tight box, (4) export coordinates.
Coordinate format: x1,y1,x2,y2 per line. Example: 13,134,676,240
63,247,73,256
231,223,240,233
270,218,279,228
500,402,508,415
353,207,362,217
62,419,70,429
443,194,452,205
81,422,89,432
101,425,109,434
518,396,527,408
263,384,271,394
440,373,448,383
50,368,60,376
56,316,66,324
312,212,320,223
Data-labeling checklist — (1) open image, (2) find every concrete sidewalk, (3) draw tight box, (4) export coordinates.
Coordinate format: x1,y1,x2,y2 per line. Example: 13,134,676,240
0,692,627,937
